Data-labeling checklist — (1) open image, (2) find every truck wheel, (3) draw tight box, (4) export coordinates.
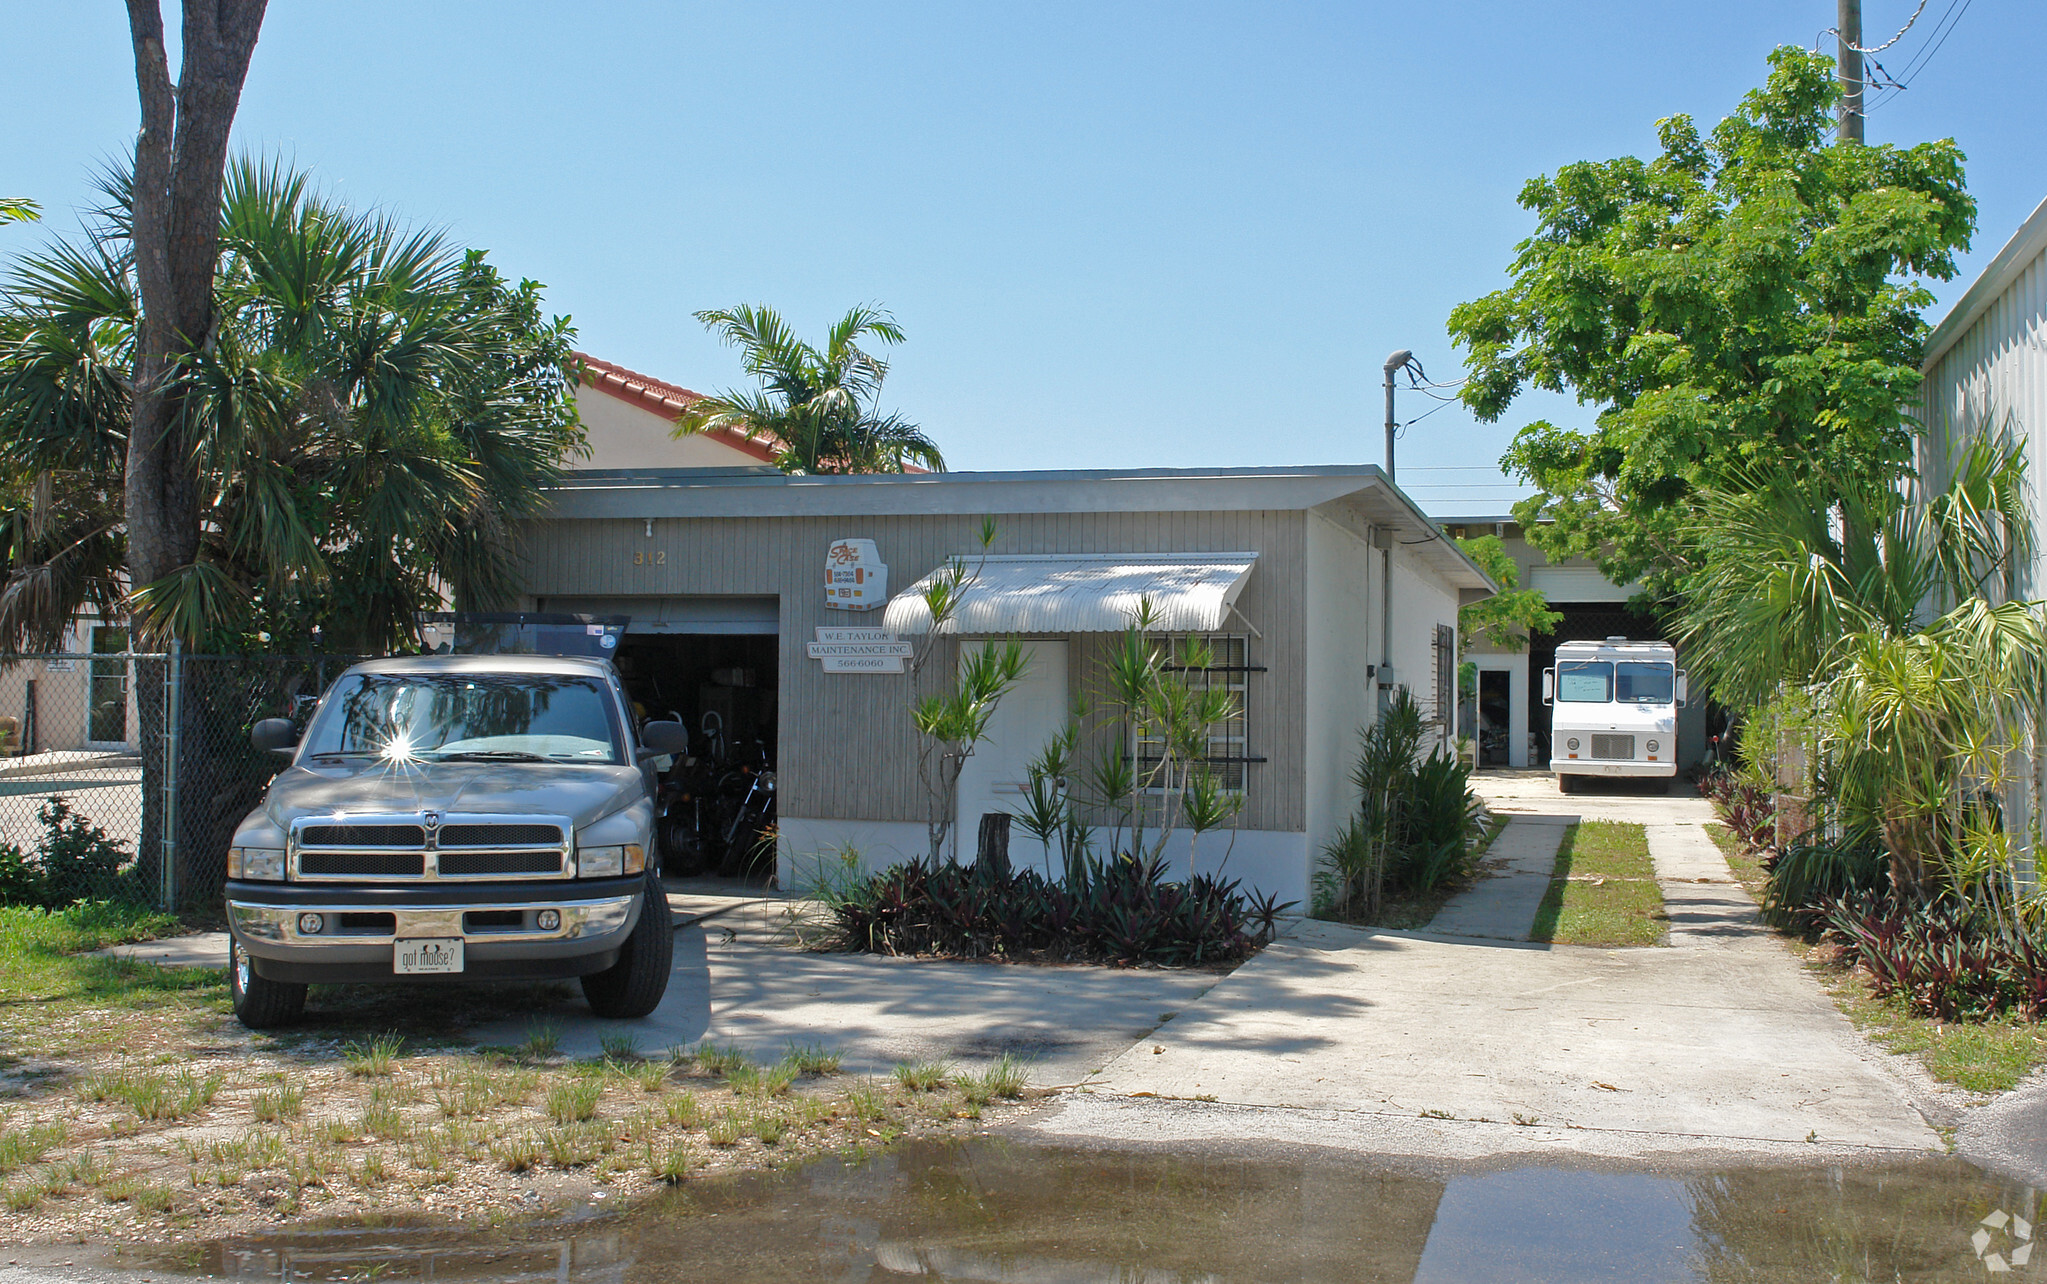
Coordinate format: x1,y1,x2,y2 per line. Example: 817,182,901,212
1556,772,1577,795
229,939,306,1029
581,873,674,1019
1655,775,1674,795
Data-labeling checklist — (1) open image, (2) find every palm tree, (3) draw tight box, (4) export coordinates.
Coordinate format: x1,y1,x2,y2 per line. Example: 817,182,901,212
0,159,584,653
1676,430,2044,897
676,304,944,474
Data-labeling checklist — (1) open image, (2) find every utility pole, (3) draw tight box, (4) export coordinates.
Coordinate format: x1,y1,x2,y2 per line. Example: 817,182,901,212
1382,348,1411,482
1837,0,1864,142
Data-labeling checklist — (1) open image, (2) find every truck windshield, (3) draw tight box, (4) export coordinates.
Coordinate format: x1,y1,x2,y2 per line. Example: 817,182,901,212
301,674,624,765
1556,661,1612,702
1616,661,1675,704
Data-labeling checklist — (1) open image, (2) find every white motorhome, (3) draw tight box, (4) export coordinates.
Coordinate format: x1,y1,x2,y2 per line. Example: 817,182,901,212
1541,637,1687,794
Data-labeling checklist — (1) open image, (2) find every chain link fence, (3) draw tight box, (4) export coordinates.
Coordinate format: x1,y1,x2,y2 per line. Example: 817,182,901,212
0,652,368,914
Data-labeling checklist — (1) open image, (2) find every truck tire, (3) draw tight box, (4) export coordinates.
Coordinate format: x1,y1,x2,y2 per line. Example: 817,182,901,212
581,873,674,1019
1556,772,1577,795
229,939,307,1029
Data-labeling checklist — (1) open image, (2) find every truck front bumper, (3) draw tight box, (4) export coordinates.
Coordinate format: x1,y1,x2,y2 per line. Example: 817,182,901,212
224,876,646,984
1549,760,1676,779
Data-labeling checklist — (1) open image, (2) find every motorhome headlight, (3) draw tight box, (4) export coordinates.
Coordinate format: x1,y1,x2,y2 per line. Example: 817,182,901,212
576,844,646,878
1566,738,1580,752
1647,739,1660,753
228,847,284,880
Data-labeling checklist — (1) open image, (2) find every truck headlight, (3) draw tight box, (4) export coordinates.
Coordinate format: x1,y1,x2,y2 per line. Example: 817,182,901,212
577,844,645,878
1566,738,1580,752
1646,739,1660,753
228,847,285,880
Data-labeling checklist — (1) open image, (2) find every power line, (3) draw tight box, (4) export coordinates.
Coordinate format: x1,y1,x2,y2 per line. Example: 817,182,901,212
1866,0,1973,111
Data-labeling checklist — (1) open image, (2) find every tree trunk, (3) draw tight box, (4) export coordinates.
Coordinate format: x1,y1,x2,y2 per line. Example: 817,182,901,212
976,811,1011,878
123,0,268,622
122,2,266,908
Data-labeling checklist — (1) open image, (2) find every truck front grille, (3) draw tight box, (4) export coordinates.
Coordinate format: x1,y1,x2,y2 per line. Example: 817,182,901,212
300,824,425,847
1591,734,1636,760
440,823,564,847
299,850,425,878
291,813,573,882
437,849,565,877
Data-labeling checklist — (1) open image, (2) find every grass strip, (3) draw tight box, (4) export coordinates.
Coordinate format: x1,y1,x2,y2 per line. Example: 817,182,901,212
1529,820,1667,947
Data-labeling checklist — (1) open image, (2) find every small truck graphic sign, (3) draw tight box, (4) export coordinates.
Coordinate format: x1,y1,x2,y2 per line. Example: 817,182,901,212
824,538,889,610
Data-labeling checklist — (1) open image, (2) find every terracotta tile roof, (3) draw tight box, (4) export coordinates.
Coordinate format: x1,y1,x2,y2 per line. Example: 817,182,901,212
573,351,782,464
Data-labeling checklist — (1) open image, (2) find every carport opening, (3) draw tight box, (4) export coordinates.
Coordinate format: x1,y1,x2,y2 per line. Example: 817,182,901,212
612,633,778,886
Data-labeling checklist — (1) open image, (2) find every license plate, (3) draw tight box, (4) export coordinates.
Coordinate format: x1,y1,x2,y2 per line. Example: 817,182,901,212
394,938,464,975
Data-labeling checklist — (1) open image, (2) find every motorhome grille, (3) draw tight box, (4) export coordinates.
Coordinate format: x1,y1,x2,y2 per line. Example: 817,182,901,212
299,851,424,877
439,823,563,847
436,849,564,877
1591,734,1635,760
300,824,424,847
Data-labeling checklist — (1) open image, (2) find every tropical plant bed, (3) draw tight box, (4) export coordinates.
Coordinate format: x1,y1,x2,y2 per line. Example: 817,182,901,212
1329,814,1510,932
1529,821,1668,947
0,904,1034,1243
1704,816,2047,1094
821,855,1288,968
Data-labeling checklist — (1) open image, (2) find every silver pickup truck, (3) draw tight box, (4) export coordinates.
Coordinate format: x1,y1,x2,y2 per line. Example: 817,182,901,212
222,653,689,1029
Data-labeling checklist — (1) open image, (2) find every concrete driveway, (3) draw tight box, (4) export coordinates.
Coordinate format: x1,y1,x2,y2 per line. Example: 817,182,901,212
1032,773,1943,1163
465,899,1216,1084
115,893,1218,1088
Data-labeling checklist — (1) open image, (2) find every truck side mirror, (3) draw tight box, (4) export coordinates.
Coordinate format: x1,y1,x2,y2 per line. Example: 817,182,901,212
251,718,299,758
639,720,690,757
1676,671,1689,708
1541,668,1555,705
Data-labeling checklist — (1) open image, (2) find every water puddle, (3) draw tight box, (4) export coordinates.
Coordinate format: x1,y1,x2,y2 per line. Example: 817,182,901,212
170,1140,2038,1282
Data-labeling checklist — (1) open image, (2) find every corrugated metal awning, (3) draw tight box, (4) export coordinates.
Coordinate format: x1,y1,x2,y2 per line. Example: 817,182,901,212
882,552,1258,635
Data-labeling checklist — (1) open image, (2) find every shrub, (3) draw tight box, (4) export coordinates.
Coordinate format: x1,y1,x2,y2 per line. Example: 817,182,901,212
826,851,1290,967
1824,894,2047,1021
1314,691,1483,920
1697,764,1775,850
0,798,134,909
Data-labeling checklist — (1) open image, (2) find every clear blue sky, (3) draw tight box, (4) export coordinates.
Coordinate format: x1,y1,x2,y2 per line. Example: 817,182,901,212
4,2,2039,516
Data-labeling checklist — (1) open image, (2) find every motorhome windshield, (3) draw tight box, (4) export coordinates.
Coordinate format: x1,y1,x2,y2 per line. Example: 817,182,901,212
301,674,624,765
1558,659,1675,704
1557,661,1612,702
1616,661,1675,704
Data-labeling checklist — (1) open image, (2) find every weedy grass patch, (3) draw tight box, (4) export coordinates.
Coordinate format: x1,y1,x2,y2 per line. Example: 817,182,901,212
1530,821,1667,948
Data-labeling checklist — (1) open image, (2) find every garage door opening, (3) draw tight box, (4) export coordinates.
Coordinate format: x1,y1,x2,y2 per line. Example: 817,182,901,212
612,632,778,885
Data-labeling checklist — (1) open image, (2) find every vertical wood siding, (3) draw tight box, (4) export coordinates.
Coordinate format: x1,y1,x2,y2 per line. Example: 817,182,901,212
516,510,1309,831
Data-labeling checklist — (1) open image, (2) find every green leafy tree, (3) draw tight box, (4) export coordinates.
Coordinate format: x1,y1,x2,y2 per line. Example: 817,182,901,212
1448,47,1973,592
678,304,944,474
0,159,583,652
1451,534,1560,649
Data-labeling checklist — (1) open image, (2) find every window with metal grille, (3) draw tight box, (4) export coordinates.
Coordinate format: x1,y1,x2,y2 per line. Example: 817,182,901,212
1132,634,1259,791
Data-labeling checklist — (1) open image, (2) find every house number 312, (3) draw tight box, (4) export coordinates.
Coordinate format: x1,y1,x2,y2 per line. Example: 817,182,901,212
633,551,666,566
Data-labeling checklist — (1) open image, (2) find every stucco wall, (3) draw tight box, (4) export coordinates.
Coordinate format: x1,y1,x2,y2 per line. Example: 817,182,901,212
1302,510,1376,880
572,385,769,472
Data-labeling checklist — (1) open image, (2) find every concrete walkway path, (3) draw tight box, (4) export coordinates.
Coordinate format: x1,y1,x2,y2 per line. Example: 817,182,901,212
1425,816,1567,942
1039,778,1941,1162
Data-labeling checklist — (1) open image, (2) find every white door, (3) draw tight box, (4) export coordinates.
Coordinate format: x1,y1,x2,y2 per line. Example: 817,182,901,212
952,640,1068,874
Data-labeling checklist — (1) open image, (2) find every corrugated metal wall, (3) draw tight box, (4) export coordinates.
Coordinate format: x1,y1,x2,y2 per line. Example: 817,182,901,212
516,510,1309,831
1922,243,2047,594
1921,218,2047,846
